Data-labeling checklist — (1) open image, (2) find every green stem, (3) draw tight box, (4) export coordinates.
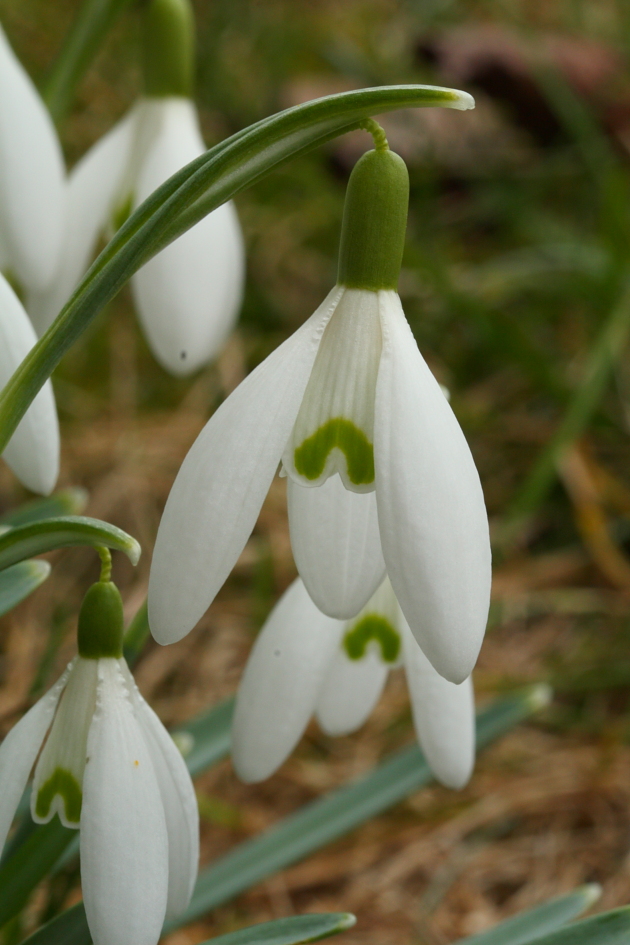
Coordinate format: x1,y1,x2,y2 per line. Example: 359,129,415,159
97,546,112,582
498,277,630,548
43,0,135,123
0,85,473,454
358,118,389,151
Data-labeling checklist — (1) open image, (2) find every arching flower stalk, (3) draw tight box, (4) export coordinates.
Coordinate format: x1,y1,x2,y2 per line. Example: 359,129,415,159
0,557,198,945
28,0,244,377
0,22,65,296
0,273,59,494
150,125,491,684
232,575,474,789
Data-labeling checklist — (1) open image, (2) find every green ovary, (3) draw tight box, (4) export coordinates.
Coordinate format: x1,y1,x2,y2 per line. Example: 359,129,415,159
35,767,83,825
293,418,374,486
343,614,401,664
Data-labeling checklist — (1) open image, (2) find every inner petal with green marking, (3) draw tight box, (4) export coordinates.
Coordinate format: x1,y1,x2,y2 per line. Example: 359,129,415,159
283,287,382,493
35,767,83,825
343,612,401,663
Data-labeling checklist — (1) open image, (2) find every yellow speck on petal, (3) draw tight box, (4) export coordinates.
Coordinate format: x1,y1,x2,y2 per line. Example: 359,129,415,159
133,760,139,767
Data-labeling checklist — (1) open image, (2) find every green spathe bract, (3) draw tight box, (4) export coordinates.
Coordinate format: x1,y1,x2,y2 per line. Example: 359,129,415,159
293,418,374,486
34,769,82,825
343,613,401,663
77,581,124,659
142,0,194,98
337,147,409,291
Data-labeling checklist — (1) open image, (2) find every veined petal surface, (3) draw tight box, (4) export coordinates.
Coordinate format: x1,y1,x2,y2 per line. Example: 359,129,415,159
0,663,71,853
315,643,388,736
287,474,385,619
132,97,245,376
374,291,491,684
232,578,340,782
149,287,342,644
121,662,198,919
283,288,381,492
32,657,98,828
0,25,65,292
81,659,168,945
27,108,138,334
0,276,59,494
401,618,475,789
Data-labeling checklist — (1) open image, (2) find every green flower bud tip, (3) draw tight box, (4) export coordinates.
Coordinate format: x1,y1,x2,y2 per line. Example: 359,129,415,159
337,145,410,292
77,581,125,659
142,0,195,98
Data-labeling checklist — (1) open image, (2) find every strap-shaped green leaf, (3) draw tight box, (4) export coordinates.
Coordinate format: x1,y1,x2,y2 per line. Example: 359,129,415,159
522,907,630,945
0,489,88,528
0,84,472,454
172,696,234,777
0,820,75,928
0,516,140,572
0,561,50,616
457,885,601,945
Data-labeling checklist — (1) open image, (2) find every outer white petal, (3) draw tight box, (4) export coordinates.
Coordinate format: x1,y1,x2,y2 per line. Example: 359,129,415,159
131,97,245,376
401,617,475,789
148,286,343,644
120,662,198,920
0,275,59,494
0,664,70,854
315,644,388,736
287,474,385,618
232,578,341,782
81,659,168,945
374,291,491,683
27,108,138,334
0,25,65,292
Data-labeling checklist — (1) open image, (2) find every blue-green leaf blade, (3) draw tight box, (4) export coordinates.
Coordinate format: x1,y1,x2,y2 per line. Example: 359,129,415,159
0,516,140,571
457,885,602,945
524,907,630,945
198,913,356,945
0,488,88,528
0,560,50,616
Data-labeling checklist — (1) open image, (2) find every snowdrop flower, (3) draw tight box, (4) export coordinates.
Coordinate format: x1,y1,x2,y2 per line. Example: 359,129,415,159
0,576,198,945
28,0,244,377
233,575,475,789
150,129,490,683
0,272,59,494
0,22,65,295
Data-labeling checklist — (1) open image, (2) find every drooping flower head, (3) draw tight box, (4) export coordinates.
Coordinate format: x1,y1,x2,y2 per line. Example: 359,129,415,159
28,0,244,377
0,561,198,945
149,116,490,685
232,575,475,790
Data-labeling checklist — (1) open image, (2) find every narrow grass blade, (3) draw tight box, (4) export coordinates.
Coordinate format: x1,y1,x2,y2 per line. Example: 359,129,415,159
0,84,473,453
457,884,601,945
0,489,88,528
0,516,140,571
0,561,50,616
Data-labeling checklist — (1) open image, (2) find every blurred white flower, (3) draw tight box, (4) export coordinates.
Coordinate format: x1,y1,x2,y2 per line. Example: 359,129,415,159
149,285,491,683
0,273,59,494
0,581,198,945
232,575,475,789
28,96,244,376
0,23,65,295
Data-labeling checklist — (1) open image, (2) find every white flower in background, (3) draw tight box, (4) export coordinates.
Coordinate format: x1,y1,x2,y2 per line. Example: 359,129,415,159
0,273,59,494
0,580,198,945
0,24,65,295
149,142,491,684
232,576,475,789
27,0,244,377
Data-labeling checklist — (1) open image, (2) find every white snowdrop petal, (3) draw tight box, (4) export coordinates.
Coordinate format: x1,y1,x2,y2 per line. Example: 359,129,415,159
81,659,168,945
0,664,71,853
27,108,137,334
148,286,342,644
120,662,198,919
283,288,381,492
0,25,65,292
402,617,475,789
232,578,341,782
315,644,388,736
287,475,386,619
374,291,491,684
0,275,59,494
132,98,244,375
32,658,98,828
